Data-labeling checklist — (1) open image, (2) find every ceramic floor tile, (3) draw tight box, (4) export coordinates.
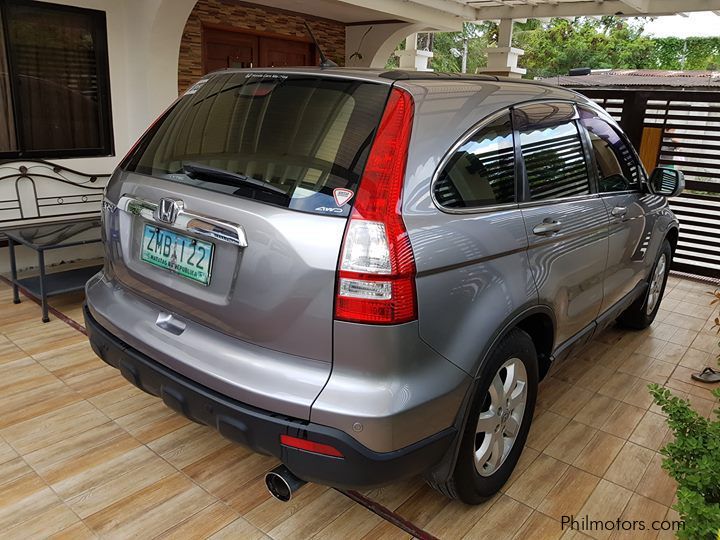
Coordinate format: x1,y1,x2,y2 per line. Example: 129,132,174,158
0,278,713,539
314,504,384,540
617,354,655,378
48,521,96,540
635,454,677,507
361,520,413,540
666,328,697,347
148,422,232,470
207,516,272,540
462,495,533,540
543,421,597,464
82,473,217,539
603,442,655,491
538,466,600,521
610,494,668,540
654,342,687,365
678,347,711,372
113,401,192,444
574,394,621,429
628,412,669,451
576,480,633,540
621,378,656,410
390,485,451,528
601,403,646,439
526,411,571,452
597,372,638,401
267,487,354,540
503,446,540,491
574,365,615,393
549,387,595,419
425,496,497,540
573,431,626,477
0,400,109,455
505,454,568,509
512,511,563,540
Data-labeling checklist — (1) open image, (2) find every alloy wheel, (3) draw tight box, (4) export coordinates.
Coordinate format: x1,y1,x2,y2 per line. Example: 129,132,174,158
646,253,667,315
474,357,528,477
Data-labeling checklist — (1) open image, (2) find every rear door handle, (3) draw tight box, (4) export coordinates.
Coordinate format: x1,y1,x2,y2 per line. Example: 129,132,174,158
611,206,627,218
532,219,563,236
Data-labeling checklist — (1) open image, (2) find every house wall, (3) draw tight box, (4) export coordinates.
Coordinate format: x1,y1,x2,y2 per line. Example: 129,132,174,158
2,0,348,273
6,0,197,176
0,0,198,273
178,0,346,93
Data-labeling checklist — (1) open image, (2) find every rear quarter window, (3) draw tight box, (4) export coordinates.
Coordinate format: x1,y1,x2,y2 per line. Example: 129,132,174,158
433,113,515,209
123,73,391,217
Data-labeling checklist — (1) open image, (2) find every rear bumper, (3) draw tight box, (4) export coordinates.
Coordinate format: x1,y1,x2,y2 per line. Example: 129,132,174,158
84,304,455,489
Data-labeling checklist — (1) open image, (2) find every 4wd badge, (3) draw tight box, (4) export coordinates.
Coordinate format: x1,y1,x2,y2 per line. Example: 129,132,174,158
333,188,354,207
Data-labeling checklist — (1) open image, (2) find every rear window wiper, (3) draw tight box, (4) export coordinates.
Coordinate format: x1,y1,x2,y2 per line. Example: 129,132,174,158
180,162,289,197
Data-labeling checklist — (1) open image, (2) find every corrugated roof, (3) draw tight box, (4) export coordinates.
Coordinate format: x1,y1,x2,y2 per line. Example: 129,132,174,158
540,70,720,88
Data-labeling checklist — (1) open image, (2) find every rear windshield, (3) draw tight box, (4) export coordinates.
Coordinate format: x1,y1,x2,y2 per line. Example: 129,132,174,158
123,73,391,217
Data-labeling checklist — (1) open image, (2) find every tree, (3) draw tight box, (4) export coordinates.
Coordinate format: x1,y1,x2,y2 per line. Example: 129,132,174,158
387,17,720,77
512,17,655,79
430,23,494,73
652,37,720,70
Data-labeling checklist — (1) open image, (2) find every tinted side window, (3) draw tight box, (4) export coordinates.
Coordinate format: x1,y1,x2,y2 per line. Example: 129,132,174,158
579,109,641,192
520,121,590,201
434,114,515,208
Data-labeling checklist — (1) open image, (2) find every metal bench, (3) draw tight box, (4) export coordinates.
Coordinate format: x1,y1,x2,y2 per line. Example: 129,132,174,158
1,160,110,321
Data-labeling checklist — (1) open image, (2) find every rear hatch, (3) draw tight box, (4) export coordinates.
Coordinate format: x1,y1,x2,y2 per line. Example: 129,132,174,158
103,71,391,363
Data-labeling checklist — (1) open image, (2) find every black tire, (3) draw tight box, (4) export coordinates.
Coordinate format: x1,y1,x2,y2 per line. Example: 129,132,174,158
618,240,672,330
429,328,538,504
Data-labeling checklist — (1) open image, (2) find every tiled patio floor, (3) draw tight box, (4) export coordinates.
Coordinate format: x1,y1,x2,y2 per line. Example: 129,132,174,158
0,274,718,539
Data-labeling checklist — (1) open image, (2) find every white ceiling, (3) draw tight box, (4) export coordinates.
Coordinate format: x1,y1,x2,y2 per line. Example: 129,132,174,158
241,0,720,31
461,0,720,19
334,0,720,30
247,0,399,23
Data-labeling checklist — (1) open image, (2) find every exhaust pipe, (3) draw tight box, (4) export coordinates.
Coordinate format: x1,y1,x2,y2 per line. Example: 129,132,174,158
265,465,306,502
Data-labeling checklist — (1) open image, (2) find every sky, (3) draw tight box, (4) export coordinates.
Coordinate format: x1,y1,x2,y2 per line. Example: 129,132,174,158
641,11,720,38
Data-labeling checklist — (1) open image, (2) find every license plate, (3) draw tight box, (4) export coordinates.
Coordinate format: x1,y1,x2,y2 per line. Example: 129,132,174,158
141,224,214,285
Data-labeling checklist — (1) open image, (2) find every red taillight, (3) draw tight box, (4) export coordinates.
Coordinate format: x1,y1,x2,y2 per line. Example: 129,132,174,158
334,88,417,325
280,435,344,458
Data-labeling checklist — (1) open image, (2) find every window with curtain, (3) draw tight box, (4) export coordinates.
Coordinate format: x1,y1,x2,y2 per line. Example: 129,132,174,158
0,1,112,158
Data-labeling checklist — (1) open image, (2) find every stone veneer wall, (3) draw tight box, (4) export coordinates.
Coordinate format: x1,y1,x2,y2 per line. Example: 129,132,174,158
178,0,346,92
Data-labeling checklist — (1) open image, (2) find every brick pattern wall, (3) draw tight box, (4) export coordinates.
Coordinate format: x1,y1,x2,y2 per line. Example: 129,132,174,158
178,0,346,92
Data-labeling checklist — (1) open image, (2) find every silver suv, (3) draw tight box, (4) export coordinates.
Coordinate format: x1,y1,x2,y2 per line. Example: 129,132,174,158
85,68,683,504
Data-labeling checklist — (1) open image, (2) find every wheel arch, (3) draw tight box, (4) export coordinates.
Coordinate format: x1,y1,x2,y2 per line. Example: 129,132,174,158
665,226,679,256
471,304,556,381
515,312,555,380
425,304,556,489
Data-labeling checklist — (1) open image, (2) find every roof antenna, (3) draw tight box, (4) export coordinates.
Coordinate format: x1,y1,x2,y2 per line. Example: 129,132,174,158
304,21,338,69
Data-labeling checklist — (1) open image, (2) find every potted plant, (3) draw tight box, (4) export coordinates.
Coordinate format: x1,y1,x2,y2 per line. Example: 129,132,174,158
649,290,720,539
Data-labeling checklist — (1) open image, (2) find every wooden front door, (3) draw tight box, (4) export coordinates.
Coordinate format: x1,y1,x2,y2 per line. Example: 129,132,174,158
202,27,314,72
259,36,313,67
204,28,259,71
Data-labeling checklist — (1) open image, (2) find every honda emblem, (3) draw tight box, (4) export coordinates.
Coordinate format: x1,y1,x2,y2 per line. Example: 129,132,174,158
155,198,184,224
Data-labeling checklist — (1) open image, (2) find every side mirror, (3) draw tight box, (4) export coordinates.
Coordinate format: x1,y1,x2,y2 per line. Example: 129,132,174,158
648,167,684,198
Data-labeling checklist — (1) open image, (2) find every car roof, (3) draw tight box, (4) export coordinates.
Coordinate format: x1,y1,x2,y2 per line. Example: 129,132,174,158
202,66,586,101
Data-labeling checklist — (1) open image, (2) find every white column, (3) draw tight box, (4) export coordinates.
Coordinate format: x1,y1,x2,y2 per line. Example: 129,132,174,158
346,22,426,68
476,18,526,78
394,33,434,72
